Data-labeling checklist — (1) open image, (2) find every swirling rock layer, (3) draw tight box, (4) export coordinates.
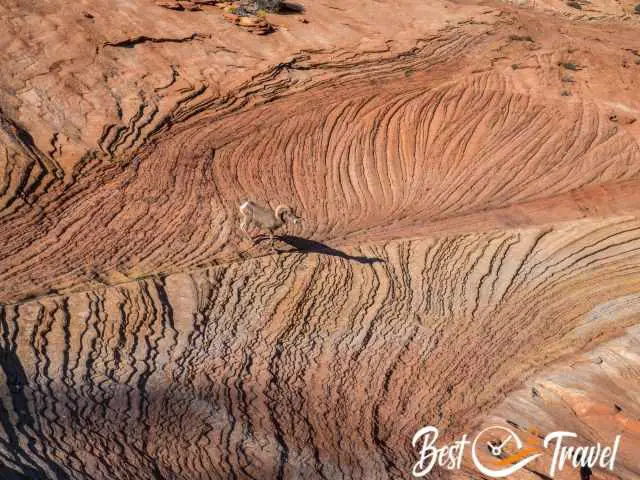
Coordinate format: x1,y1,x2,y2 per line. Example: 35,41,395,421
1,0,640,478
2,220,640,478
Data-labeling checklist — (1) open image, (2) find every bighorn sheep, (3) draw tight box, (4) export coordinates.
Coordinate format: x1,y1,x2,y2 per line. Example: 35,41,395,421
239,200,301,248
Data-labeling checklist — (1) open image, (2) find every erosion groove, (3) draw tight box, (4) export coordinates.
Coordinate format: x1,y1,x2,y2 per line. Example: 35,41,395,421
1,0,640,478
103,33,209,49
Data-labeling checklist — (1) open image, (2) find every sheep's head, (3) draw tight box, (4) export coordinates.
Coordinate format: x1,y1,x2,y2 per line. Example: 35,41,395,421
286,209,302,225
276,205,302,225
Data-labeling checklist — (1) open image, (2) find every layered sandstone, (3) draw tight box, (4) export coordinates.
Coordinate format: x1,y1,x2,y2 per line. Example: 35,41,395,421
1,0,640,478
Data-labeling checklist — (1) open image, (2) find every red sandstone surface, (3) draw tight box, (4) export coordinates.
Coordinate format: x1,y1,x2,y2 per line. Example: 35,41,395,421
1,0,640,478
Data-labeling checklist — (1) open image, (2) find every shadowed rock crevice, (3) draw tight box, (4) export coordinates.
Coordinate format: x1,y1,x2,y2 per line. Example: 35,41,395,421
103,33,209,49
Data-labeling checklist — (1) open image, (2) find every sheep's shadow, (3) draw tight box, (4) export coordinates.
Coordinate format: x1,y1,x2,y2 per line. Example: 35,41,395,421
267,235,385,264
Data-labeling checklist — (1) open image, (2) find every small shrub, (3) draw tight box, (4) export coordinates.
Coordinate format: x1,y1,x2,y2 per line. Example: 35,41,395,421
229,5,253,16
560,90,572,96
509,34,534,42
561,62,579,71
562,75,575,83
633,3,640,13
511,63,520,70
567,0,583,9
256,9,268,17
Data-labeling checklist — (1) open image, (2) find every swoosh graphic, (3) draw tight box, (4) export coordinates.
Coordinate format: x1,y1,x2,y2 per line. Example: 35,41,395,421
492,446,542,467
475,452,543,478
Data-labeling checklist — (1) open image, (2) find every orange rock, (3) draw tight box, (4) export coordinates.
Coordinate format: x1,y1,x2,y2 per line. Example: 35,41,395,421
223,11,273,34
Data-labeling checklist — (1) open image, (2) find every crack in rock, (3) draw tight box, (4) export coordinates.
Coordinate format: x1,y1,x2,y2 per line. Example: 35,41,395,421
104,32,209,48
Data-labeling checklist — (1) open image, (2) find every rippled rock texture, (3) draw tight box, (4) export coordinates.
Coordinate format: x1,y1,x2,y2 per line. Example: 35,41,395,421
1,0,640,478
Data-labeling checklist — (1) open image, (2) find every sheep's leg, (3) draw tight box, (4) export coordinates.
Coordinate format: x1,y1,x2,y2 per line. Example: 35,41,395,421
268,230,279,253
240,216,255,244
